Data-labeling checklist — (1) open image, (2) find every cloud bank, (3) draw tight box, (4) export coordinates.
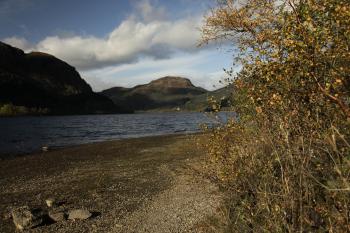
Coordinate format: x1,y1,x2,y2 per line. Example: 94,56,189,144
82,49,235,92
3,0,203,71
2,0,236,91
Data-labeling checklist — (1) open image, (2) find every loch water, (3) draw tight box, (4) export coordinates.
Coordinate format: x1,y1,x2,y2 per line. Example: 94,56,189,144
0,112,234,156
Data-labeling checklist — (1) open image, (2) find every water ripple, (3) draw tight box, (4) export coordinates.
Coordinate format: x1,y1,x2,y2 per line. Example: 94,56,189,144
0,112,234,156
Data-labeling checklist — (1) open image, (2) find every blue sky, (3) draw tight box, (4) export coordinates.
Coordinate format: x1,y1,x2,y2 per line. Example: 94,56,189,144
0,0,237,91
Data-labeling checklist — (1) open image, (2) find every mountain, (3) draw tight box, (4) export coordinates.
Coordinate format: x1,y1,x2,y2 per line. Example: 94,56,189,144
101,76,208,111
0,41,124,115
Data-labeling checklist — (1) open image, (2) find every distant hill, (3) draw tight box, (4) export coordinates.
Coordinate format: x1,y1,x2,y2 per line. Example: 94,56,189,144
183,85,233,111
0,41,125,115
100,76,209,111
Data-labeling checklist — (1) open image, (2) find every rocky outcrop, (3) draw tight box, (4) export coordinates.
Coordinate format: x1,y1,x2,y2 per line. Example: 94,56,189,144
0,41,125,115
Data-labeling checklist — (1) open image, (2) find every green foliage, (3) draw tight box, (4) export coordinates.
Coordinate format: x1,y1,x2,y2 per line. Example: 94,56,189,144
0,103,49,116
201,0,350,231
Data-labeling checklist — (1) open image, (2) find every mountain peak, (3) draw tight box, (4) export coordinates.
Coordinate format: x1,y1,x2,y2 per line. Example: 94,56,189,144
149,76,195,88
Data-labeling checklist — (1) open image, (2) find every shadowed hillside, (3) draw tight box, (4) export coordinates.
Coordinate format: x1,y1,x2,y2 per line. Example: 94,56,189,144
0,42,125,115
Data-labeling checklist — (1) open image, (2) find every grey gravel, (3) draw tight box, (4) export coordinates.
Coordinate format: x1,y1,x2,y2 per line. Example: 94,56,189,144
111,164,222,233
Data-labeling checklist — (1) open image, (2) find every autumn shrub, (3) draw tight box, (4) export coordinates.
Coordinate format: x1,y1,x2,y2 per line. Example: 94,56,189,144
201,0,350,232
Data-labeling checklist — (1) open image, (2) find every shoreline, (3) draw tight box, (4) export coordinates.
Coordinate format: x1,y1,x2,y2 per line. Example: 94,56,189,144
0,133,221,233
0,132,202,160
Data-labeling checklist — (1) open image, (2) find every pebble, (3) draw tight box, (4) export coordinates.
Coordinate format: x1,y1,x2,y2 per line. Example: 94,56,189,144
67,209,92,220
11,206,45,231
45,198,56,207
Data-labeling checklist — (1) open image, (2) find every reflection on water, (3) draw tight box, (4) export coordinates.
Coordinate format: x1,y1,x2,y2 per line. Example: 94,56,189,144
0,112,234,156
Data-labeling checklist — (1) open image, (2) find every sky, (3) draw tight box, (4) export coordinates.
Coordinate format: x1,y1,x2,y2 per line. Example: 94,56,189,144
0,0,237,91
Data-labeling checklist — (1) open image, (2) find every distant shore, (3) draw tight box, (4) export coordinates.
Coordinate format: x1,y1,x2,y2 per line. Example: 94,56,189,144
0,133,222,233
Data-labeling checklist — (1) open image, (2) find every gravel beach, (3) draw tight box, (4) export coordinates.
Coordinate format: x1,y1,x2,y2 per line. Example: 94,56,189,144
0,134,222,233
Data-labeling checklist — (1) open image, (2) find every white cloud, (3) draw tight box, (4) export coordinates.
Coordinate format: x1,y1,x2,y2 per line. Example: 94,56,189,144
82,49,234,91
1,0,237,91
3,0,203,70
3,36,32,51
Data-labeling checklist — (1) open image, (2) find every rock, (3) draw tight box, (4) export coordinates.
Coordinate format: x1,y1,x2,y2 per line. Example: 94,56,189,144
45,198,55,207
67,209,92,220
11,206,44,231
48,210,66,222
